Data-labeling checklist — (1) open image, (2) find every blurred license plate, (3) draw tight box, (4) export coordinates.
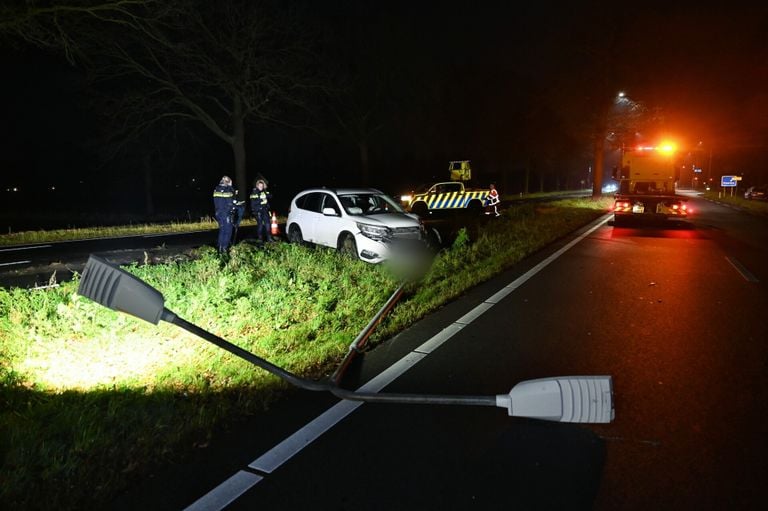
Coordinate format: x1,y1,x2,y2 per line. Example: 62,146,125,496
632,205,644,213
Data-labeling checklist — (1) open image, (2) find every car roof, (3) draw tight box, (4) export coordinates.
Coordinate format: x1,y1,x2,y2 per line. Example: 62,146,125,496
294,187,384,196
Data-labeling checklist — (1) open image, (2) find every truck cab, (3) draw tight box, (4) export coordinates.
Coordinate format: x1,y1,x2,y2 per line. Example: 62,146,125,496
448,160,472,182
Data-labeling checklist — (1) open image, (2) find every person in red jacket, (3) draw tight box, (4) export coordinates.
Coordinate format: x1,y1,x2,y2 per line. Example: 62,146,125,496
485,183,500,217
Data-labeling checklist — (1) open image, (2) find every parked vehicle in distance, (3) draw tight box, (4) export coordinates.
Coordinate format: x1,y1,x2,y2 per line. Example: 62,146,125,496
286,187,424,263
744,186,767,200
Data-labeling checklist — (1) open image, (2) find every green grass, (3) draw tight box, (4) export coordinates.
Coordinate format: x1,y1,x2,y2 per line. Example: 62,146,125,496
1,197,611,510
701,190,768,216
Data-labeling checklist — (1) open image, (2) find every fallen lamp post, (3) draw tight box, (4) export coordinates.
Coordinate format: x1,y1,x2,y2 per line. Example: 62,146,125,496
76,255,614,423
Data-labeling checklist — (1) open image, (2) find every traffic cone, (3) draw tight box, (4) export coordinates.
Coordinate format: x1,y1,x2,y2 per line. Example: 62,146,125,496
270,212,279,236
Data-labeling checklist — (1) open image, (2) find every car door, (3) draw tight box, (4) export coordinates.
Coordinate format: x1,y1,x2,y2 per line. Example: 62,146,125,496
295,192,325,242
314,193,343,248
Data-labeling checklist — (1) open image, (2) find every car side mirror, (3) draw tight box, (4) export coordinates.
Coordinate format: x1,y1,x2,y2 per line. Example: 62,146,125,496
322,207,339,217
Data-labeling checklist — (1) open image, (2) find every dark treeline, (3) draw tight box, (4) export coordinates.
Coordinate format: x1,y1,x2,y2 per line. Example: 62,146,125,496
1,1,766,230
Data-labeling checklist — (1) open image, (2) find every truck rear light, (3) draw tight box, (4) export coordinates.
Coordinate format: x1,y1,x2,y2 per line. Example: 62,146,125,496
613,200,631,212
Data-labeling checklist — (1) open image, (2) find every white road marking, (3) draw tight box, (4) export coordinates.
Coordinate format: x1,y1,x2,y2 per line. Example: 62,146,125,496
184,213,612,511
0,245,51,252
725,256,759,282
182,471,262,511
0,260,31,267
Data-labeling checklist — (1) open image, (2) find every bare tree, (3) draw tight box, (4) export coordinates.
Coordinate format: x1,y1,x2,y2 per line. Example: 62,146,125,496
1,0,315,200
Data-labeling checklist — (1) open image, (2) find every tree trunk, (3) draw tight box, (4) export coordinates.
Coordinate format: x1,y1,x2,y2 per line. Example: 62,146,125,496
592,135,605,199
232,96,247,201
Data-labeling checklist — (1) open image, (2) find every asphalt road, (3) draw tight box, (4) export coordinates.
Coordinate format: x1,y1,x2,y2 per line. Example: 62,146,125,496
104,193,768,510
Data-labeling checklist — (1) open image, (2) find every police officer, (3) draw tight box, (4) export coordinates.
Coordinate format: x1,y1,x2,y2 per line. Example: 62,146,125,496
213,175,236,253
249,178,272,242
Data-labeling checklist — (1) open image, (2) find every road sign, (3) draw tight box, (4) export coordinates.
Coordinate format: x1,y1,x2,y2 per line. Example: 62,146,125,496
721,175,737,187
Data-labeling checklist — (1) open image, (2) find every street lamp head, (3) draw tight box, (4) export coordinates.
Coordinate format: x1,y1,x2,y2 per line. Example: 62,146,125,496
78,255,168,325
497,376,614,423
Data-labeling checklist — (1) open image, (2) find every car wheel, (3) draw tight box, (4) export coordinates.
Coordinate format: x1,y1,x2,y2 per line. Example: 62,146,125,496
288,224,304,245
425,226,443,251
338,233,358,259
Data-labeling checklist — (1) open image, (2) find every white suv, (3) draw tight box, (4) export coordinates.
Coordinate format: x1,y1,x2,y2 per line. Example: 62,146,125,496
286,187,424,263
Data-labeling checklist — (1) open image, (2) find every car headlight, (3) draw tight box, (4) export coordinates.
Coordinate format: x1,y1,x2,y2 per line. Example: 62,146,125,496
357,222,390,241
400,194,412,204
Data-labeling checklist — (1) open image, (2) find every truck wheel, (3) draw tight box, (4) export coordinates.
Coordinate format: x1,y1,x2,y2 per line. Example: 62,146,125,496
411,202,428,217
468,199,483,214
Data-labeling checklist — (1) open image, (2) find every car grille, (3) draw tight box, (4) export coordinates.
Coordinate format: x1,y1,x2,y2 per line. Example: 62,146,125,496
390,226,421,240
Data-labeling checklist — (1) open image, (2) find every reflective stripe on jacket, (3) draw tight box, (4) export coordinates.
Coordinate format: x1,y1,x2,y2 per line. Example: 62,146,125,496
250,188,272,213
213,185,235,215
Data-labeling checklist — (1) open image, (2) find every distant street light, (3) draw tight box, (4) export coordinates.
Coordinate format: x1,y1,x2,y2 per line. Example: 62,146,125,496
77,255,615,424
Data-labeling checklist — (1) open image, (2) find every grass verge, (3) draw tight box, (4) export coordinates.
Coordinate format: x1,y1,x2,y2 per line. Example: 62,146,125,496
1,197,611,510
700,190,768,216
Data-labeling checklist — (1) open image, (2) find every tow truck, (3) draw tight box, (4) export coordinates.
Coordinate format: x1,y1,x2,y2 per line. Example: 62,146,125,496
611,141,692,224
401,160,490,216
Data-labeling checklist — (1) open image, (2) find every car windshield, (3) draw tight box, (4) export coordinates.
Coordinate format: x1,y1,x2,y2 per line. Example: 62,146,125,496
337,193,405,216
412,183,431,194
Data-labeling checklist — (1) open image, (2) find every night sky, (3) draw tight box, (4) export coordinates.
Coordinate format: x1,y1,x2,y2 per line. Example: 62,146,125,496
1,1,767,230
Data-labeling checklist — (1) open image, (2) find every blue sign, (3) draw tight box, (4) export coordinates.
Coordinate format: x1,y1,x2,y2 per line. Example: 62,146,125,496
721,175,737,187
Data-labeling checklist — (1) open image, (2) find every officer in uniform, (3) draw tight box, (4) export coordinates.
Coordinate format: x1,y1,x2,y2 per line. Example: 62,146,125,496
213,175,236,253
249,178,273,242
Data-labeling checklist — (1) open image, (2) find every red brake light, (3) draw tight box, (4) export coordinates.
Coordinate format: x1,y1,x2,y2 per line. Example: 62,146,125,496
613,200,631,212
